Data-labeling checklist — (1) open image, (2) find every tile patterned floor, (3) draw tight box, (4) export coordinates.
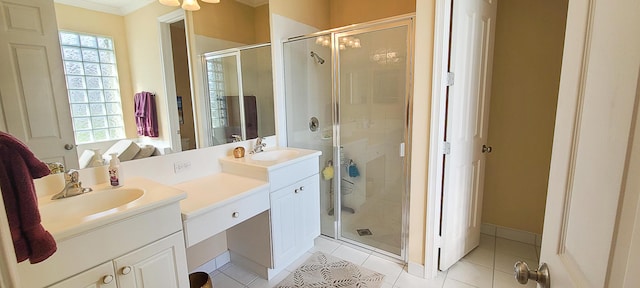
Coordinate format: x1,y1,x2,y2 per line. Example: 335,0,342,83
209,233,540,287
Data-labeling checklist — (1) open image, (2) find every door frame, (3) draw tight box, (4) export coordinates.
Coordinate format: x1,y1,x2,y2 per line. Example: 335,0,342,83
425,0,453,279
158,9,187,153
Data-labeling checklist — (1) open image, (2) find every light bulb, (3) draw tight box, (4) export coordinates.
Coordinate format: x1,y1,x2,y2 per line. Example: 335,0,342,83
353,39,361,48
159,0,180,6
202,0,220,3
339,44,346,50
182,0,200,11
322,39,330,46
316,37,324,45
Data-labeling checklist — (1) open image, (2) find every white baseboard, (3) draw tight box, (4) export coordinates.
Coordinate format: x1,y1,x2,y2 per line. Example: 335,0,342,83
190,251,231,274
407,261,425,278
481,223,541,246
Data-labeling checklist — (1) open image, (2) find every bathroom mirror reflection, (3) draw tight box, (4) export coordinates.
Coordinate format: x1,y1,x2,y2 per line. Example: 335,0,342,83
19,0,275,169
201,44,275,146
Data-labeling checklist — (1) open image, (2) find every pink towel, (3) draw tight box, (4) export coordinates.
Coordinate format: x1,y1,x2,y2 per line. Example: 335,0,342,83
134,91,159,137
0,132,56,263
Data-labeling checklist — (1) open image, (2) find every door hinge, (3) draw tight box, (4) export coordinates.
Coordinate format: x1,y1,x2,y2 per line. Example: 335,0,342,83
442,142,451,155
400,142,406,157
445,72,455,86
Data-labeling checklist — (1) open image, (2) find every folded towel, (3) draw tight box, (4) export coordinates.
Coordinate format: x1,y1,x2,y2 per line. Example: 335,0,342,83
0,132,57,263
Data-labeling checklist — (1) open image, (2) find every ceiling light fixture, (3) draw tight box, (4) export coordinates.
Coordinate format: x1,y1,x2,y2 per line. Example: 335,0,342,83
159,0,220,11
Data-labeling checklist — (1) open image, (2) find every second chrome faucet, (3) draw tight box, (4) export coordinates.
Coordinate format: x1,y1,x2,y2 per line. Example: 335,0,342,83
250,137,266,154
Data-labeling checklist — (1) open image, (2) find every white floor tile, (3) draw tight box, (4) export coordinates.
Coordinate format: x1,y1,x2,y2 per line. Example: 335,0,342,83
285,252,313,272
362,254,404,285
394,270,446,288
443,278,478,288
479,234,496,251
220,264,259,285
493,270,536,288
211,272,246,288
495,238,538,260
446,261,493,288
310,237,341,254
331,244,371,265
461,247,494,268
381,282,394,288
494,252,537,275
247,270,290,288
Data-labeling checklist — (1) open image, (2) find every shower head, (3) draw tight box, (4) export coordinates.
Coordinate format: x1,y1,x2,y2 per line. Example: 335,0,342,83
310,51,325,64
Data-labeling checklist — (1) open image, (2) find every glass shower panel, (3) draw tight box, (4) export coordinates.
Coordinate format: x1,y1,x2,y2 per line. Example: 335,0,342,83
284,35,335,238
204,54,242,145
337,25,408,256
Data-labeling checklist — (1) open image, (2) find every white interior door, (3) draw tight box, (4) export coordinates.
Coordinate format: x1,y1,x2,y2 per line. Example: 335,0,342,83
0,0,78,168
439,0,497,270
531,0,640,287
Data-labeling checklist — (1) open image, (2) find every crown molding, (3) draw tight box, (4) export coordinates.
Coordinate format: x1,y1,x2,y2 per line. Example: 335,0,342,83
54,0,156,16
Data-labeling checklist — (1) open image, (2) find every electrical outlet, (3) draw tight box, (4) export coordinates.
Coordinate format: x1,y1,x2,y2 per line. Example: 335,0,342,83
173,160,191,174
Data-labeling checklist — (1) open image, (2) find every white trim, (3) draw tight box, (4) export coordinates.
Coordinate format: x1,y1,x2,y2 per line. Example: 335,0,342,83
158,9,187,153
407,261,425,278
54,0,156,16
480,223,541,246
424,0,452,279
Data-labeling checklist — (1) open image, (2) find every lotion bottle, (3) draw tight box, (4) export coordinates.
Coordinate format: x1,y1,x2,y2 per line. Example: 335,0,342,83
108,153,122,187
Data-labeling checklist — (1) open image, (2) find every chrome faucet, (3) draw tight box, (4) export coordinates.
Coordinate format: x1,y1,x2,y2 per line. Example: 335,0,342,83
51,170,93,200
251,137,266,154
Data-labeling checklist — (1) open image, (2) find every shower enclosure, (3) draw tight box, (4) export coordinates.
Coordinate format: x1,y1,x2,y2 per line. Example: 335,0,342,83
284,16,413,259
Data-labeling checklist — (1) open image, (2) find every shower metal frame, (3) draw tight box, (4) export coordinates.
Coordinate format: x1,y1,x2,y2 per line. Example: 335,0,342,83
285,14,415,262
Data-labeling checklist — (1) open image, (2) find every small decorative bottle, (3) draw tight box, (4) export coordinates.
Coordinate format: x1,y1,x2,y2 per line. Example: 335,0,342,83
108,153,122,187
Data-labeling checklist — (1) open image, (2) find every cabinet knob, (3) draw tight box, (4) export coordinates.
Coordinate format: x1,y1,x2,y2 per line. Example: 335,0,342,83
102,275,114,284
121,266,132,275
294,189,299,194
299,186,304,191
232,212,240,218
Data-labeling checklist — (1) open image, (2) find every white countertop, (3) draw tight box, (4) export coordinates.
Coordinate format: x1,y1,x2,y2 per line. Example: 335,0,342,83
38,177,187,241
175,173,269,220
219,147,322,171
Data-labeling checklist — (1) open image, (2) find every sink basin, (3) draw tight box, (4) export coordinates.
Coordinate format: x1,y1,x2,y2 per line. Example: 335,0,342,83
39,188,145,229
250,149,300,161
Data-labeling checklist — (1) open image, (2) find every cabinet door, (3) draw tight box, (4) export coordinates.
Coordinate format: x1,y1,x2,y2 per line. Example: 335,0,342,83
114,232,189,288
47,262,117,288
296,175,321,244
270,186,298,268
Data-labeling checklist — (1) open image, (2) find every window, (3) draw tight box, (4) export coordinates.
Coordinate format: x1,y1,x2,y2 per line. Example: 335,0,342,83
206,58,229,128
59,31,125,144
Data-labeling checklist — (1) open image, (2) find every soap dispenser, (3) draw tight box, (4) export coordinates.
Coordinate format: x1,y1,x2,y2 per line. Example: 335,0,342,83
108,153,122,187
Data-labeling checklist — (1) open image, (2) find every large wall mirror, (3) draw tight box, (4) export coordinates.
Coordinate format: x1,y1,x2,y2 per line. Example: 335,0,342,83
42,0,273,168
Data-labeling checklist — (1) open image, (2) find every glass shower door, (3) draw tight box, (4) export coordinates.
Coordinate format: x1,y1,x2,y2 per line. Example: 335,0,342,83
335,24,410,256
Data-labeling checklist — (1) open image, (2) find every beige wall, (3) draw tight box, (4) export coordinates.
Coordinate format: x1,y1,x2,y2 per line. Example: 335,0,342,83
330,0,416,28
269,0,331,30
192,2,269,45
124,3,179,143
482,0,568,234
54,4,137,139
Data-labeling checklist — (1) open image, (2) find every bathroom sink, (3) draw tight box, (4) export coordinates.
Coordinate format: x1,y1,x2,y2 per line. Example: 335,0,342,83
250,149,300,161
40,188,144,221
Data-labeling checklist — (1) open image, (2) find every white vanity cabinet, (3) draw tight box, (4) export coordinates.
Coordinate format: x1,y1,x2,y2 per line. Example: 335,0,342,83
48,232,187,288
47,232,187,288
220,148,321,278
270,174,320,268
48,262,117,288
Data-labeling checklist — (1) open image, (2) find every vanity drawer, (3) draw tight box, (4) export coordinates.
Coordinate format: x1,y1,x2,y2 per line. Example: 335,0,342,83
269,157,319,191
183,188,269,247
